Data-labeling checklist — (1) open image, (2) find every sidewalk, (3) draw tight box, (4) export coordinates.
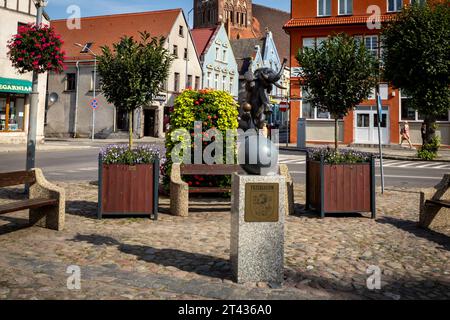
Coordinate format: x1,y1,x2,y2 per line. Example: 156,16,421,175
279,143,450,162
0,137,165,153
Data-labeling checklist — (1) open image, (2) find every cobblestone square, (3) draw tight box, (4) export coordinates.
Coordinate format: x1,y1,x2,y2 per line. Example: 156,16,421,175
0,181,449,300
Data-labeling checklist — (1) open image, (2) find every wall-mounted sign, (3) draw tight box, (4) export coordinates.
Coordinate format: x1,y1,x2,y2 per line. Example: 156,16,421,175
0,77,32,94
154,94,167,102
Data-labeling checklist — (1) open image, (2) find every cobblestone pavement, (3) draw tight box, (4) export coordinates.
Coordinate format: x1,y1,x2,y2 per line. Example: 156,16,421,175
0,182,449,300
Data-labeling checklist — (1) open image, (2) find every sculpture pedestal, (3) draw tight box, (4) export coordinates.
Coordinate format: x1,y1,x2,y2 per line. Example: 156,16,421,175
230,174,286,285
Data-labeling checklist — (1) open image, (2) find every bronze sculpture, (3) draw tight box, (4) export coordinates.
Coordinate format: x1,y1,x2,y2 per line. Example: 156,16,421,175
238,58,287,175
238,58,287,131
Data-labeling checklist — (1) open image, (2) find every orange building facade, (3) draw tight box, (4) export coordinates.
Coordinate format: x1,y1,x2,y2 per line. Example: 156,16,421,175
284,0,450,146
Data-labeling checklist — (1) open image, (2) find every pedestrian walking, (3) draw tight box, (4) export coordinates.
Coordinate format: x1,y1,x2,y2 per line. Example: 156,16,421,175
400,121,413,149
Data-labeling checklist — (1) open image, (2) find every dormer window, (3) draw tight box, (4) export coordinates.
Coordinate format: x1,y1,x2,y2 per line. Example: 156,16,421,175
317,0,331,17
339,0,353,15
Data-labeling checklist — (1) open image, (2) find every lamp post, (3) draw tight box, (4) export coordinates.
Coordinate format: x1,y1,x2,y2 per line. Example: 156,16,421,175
75,43,97,141
26,0,47,171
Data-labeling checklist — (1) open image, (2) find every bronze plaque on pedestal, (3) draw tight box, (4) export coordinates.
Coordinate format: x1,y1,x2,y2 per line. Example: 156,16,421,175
245,183,279,222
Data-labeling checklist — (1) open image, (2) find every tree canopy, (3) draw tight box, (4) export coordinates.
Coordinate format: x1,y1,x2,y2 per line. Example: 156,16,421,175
98,32,173,147
296,33,379,149
382,2,450,123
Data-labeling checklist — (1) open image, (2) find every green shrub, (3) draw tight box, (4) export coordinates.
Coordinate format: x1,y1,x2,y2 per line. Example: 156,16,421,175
417,135,441,160
163,89,239,191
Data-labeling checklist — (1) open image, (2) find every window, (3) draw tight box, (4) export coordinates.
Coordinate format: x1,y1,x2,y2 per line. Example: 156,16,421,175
229,77,234,93
401,91,450,121
174,72,180,92
318,0,331,16
214,73,219,89
222,49,227,61
215,47,220,60
411,0,426,5
184,48,188,60
223,76,227,91
195,76,200,90
301,87,332,119
388,0,403,12
0,96,25,132
339,0,353,15
66,73,76,91
91,72,101,91
365,36,379,58
207,72,211,88
187,75,193,89
179,26,184,37
302,38,316,49
173,45,178,58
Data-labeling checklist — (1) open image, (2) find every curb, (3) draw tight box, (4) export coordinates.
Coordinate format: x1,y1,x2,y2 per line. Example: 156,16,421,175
278,147,450,163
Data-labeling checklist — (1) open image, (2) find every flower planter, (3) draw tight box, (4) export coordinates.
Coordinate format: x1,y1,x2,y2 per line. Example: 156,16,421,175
305,156,376,218
98,157,159,220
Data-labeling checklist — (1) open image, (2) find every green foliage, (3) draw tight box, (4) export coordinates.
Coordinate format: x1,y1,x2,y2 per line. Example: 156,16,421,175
382,2,450,121
296,33,379,119
98,32,173,113
417,135,441,160
296,33,379,149
163,89,239,191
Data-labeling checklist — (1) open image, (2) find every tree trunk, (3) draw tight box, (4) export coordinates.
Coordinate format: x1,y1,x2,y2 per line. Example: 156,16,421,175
334,117,339,150
128,110,133,150
424,116,436,145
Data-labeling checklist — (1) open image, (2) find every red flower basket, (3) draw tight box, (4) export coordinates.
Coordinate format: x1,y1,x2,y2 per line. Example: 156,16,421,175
7,23,66,74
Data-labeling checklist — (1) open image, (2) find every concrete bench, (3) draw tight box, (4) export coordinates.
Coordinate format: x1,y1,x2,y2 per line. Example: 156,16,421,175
419,174,449,230
170,163,294,217
0,169,65,231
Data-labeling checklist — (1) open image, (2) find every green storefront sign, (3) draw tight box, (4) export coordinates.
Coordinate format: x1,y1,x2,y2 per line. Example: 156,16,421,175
0,77,32,94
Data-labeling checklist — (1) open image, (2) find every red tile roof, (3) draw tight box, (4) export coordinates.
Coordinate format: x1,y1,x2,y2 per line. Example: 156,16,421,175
52,9,181,60
284,14,393,29
191,27,217,59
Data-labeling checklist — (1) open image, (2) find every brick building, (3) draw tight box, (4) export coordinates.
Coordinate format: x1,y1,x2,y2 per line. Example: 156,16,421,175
284,0,449,146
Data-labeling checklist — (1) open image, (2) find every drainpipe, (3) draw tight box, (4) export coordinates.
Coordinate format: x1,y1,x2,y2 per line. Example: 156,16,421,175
73,60,80,138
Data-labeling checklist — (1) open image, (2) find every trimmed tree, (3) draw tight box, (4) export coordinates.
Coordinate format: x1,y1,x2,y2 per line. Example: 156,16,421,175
296,33,379,150
382,2,450,157
98,32,173,148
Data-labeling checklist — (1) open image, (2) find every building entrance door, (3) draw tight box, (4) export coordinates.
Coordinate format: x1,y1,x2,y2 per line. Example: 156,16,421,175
354,106,389,144
144,109,156,137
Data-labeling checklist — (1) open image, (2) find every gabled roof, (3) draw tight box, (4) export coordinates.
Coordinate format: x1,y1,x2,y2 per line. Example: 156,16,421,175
52,9,182,60
230,37,265,75
191,26,218,59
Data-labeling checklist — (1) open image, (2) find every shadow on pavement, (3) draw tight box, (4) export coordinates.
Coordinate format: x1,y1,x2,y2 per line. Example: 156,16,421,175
71,233,233,280
377,216,450,251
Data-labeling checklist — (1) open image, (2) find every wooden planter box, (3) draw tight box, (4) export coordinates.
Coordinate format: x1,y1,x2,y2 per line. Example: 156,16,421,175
305,157,376,218
98,157,159,220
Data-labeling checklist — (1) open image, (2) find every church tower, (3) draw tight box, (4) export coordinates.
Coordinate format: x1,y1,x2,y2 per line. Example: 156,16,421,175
193,0,253,38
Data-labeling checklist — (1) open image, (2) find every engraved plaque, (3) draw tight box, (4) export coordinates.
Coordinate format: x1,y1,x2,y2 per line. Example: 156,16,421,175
245,183,279,222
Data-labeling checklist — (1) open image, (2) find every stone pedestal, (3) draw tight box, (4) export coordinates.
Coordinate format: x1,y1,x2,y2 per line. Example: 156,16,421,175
230,174,286,285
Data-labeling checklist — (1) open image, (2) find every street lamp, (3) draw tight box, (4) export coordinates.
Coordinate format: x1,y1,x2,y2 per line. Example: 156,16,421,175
26,0,48,172
75,42,97,141
185,8,194,90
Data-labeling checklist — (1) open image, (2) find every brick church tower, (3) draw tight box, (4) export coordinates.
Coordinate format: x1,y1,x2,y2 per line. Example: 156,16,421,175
193,0,255,39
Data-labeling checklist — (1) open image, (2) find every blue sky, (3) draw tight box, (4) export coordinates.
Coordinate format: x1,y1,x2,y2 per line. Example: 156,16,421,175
45,0,290,21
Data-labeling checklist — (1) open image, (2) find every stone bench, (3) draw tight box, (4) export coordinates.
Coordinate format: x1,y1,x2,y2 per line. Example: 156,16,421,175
0,169,65,231
419,174,449,230
170,164,294,217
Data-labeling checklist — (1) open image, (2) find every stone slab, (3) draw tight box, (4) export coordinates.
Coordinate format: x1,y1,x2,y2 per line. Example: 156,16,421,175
230,174,286,285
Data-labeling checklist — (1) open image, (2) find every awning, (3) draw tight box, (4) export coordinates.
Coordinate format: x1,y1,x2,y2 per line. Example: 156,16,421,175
0,77,32,94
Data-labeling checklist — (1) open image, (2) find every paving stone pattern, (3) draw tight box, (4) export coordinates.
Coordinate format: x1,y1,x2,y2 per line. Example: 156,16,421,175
0,181,449,300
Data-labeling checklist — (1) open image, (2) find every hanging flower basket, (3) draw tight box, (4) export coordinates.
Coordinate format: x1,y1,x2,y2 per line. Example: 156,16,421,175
7,23,66,74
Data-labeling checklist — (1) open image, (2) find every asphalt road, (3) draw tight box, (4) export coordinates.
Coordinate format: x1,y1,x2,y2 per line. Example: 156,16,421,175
0,148,448,188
